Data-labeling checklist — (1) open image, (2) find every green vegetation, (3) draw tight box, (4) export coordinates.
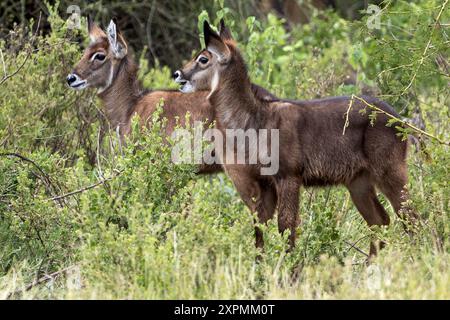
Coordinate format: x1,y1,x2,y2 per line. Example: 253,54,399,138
0,1,448,299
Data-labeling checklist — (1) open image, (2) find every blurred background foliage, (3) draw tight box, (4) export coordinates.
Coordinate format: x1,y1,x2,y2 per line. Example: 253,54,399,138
1,0,385,69
0,0,448,299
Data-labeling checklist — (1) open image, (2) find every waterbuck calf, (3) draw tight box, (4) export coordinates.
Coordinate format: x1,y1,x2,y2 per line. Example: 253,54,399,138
67,18,276,176
175,20,418,255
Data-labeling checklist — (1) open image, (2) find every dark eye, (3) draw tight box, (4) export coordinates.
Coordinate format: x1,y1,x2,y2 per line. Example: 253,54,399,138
94,53,106,61
198,56,208,64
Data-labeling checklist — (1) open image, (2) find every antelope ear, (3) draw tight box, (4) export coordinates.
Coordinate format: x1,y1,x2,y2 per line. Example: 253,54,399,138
88,16,106,43
219,19,233,41
204,20,230,63
106,19,128,59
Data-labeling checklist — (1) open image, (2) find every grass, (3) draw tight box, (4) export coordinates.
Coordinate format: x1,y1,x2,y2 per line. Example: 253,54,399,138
1,147,448,299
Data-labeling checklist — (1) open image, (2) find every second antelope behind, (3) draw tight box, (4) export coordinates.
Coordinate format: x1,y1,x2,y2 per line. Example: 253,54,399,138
174,20,419,256
67,18,277,176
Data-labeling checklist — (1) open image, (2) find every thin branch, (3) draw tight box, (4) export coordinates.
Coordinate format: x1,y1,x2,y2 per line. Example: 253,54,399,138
0,152,48,179
345,235,370,254
46,170,122,201
7,265,77,299
342,95,354,135
0,48,6,78
0,152,66,207
400,0,448,96
376,62,414,79
145,0,157,62
355,95,449,146
342,95,449,146
344,240,369,258
0,12,42,86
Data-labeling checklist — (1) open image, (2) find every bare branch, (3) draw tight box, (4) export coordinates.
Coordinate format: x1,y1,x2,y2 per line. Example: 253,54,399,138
46,170,122,202
0,152,65,207
342,95,449,146
7,265,77,299
342,95,354,135
355,95,449,146
0,12,41,86
345,235,370,254
344,240,369,258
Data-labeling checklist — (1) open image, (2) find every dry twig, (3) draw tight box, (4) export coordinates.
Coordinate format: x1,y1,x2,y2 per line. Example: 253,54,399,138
0,12,42,86
46,170,122,201
7,265,77,299
342,95,449,146
344,240,369,258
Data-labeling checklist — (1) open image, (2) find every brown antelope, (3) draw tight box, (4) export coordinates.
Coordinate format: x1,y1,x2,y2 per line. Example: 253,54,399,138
174,20,418,255
67,18,276,177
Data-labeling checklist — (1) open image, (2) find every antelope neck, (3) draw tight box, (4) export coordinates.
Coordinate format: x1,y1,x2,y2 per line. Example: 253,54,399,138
209,60,266,130
97,57,142,131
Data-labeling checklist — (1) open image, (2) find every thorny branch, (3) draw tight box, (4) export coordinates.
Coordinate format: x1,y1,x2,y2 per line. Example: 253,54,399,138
342,95,449,146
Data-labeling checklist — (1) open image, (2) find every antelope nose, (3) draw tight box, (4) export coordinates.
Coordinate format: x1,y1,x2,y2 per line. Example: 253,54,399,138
172,70,181,80
67,74,77,85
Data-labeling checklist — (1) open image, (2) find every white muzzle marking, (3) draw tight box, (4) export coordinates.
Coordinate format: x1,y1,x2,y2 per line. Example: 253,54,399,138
174,70,194,93
68,73,88,90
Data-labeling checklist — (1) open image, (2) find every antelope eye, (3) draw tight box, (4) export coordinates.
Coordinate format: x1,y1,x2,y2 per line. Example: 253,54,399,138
93,53,106,61
198,56,209,64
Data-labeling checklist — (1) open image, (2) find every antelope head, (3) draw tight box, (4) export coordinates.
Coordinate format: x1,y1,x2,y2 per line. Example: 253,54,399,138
173,19,234,94
67,17,128,93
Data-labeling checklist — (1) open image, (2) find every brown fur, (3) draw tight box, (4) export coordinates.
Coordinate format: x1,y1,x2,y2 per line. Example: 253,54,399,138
70,19,277,176
177,21,418,253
